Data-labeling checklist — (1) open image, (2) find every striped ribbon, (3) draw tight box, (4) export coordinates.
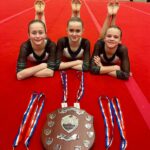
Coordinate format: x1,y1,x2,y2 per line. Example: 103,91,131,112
98,96,127,150
76,71,84,101
60,71,68,102
110,97,127,150
13,92,45,149
98,96,114,149
60,71,84,103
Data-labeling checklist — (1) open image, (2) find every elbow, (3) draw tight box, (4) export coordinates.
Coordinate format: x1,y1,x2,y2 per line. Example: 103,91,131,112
17,72,24,80
122,72,130,80
117,71,130,80
47,69,54,77
83,66,89,72
55,61,61,70
90,67,95,74
49,71,54,77
82,63,89,72
90,66,100,75
123,74,130,80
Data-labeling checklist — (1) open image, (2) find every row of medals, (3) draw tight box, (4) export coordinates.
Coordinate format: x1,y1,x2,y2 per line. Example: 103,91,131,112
43,107,94,150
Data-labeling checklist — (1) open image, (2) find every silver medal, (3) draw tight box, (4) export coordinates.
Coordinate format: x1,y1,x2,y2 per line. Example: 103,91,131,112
61,115,79,133
58,108,67,114
46,137,53,145
44,128,51,136
76,109,85,115
59,107,84,115
53,144,61,150
49,113,56,120
85,123,92,129
48,121,55,128
87,131,94,138
86,115,92,121
83,140,90,148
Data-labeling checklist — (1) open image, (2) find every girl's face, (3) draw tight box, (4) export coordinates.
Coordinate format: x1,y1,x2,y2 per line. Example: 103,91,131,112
104,28,121,49
67,21,83,43
29,22,46,46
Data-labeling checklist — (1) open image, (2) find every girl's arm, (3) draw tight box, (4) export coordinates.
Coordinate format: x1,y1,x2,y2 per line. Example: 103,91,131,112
17,63,47,80
59,60,83,70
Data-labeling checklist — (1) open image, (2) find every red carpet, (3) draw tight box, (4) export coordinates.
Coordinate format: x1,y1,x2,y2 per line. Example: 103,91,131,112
0,0,150,150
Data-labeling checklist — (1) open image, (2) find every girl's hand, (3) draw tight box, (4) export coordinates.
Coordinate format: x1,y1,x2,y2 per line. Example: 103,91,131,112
94,56,103,67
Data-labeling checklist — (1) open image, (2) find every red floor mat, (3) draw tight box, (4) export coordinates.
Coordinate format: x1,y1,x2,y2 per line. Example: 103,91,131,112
0,0,150,150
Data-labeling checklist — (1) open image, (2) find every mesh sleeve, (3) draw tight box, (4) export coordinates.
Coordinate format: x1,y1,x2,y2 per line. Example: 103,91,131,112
55,38,64,70
82,39,90,71
47,42,56,70
90,40,102,74
16,43,28,73
116,45,130,80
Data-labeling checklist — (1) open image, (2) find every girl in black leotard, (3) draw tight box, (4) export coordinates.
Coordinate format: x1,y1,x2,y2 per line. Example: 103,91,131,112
16,0,56,80
55,0,90,71
90,0,131,80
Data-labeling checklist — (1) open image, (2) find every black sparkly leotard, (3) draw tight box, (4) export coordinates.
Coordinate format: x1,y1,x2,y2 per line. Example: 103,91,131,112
55,37,90,71
90,39,130,80
17,38,56,72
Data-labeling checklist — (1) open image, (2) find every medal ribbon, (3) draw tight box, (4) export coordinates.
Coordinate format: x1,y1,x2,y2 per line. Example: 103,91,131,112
110,97,127,150
60,71,68,102
98,96,114,149
76,71,84,101
13,92,45,149
60,71,84,103
98,96,127,150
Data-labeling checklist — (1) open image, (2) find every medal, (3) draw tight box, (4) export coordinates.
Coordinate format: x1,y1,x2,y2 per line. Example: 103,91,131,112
98,96,127,150
13,92,45,150
41,71,95,150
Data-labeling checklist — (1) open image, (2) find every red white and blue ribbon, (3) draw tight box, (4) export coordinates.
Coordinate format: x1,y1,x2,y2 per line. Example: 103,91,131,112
98,96,114,149
60,71,84,103
110,97,127,150
13,92,45,150
60,71,68,102
98,96,127,150
76,71,84,101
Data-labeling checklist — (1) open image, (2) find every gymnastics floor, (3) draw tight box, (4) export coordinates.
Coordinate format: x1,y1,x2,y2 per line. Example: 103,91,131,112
0,0,150,149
